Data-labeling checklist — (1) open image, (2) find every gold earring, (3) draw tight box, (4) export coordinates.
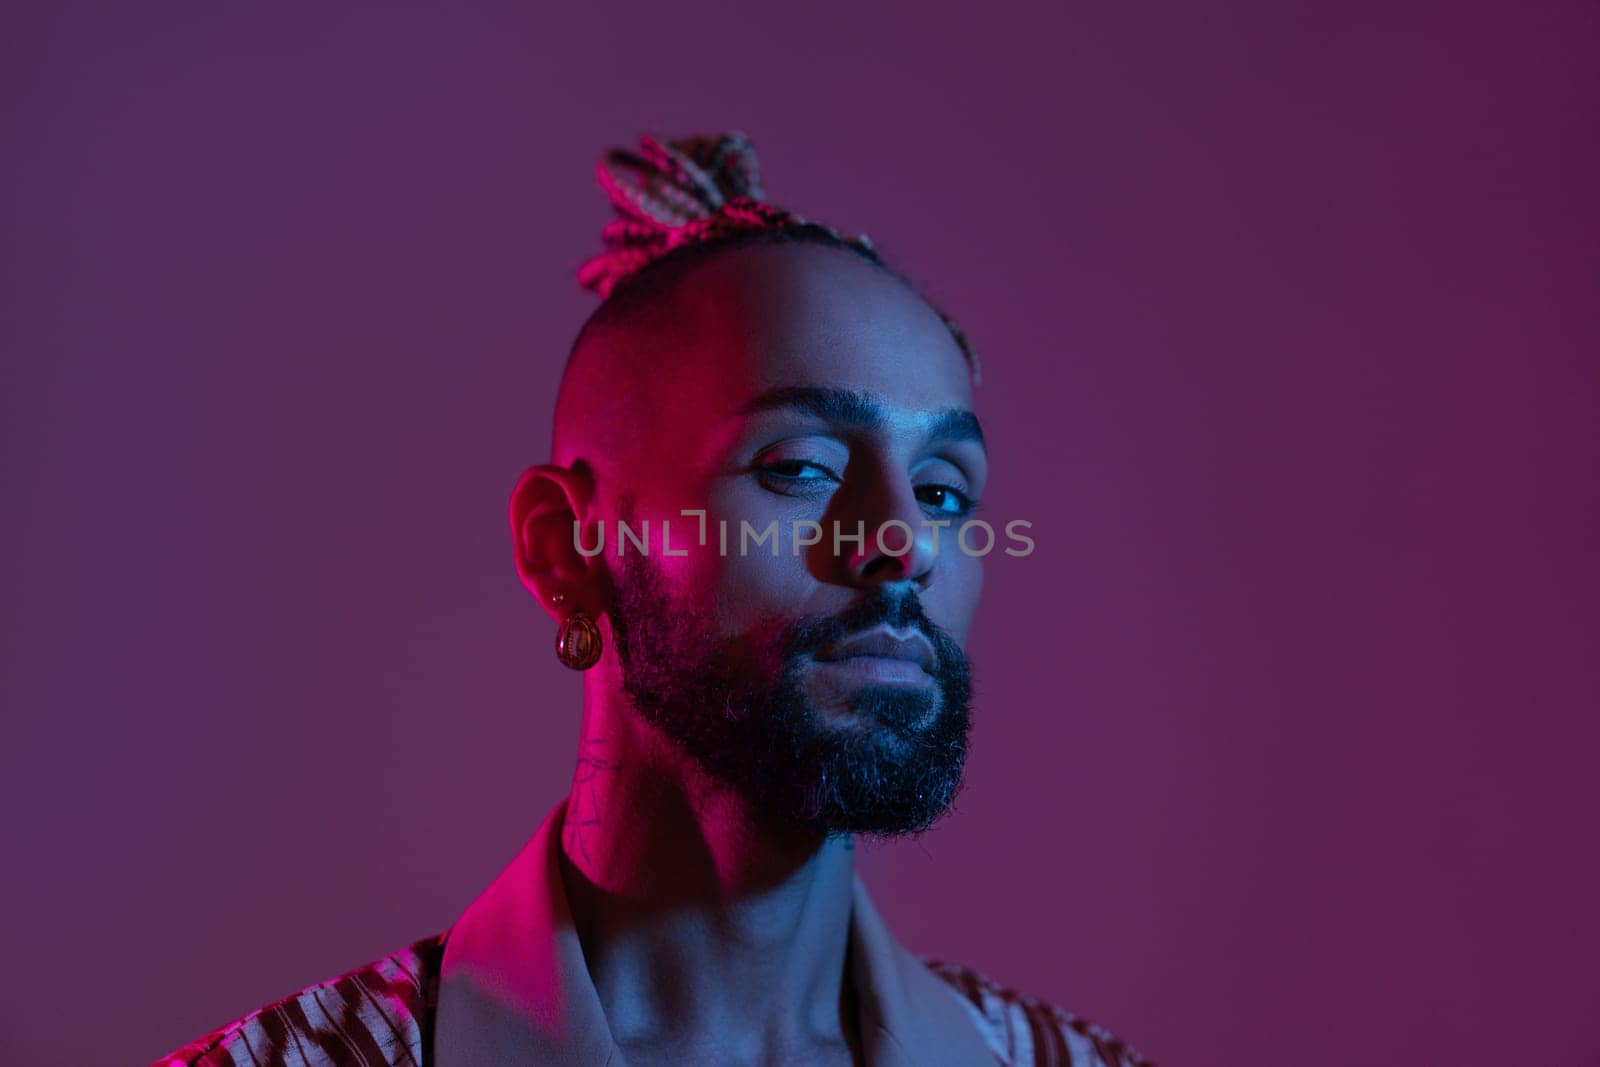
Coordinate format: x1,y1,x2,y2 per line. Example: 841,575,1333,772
556,611,602,670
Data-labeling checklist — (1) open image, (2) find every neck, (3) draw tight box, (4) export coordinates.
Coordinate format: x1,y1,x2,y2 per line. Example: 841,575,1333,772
557,667,861,1061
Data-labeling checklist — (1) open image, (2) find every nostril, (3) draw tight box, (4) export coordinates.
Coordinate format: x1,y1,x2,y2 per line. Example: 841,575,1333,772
859,554,909,582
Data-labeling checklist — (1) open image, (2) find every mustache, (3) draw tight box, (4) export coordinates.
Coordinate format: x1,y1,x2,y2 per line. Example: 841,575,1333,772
780,587,941,660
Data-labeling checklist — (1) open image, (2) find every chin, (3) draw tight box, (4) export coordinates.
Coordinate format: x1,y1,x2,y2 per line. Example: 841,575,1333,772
804,682,941,735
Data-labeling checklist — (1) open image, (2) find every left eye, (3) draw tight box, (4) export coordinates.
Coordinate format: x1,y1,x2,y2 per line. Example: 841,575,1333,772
916,484,976,516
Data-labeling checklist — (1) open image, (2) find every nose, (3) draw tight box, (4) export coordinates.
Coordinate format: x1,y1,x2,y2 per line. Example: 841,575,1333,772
838,476,939,590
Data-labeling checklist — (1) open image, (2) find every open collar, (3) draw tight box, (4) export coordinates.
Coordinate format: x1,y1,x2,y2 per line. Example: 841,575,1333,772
433,801,993,1066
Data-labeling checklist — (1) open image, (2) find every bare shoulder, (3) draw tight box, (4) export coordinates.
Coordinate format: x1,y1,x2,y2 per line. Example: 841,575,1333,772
924,958,1156,1067
150,934,446,1067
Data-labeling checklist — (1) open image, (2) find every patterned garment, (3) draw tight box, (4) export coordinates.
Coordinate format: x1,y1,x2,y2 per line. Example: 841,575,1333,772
154,804,1152,1067
154,935,1150,1067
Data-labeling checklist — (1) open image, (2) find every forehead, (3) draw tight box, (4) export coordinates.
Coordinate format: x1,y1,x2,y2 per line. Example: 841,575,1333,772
658,242,975,418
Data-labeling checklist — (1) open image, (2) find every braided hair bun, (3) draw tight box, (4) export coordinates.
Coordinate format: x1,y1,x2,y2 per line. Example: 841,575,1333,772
575,131,978,380
576,131,875,299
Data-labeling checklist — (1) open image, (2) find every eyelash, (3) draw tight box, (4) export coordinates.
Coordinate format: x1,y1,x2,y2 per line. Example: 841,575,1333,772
755,460,980,517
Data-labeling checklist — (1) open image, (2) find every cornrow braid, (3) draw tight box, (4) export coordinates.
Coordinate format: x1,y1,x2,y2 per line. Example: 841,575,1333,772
576,132,981,382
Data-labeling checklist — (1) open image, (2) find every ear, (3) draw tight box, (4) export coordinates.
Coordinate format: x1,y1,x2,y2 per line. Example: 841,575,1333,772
508,462,611,623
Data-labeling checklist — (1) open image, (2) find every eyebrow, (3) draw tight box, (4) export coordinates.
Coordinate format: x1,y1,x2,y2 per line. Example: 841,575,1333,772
736,386,986,447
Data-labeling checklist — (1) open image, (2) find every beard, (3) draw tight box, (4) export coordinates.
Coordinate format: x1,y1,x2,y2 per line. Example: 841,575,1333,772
606,553,973,839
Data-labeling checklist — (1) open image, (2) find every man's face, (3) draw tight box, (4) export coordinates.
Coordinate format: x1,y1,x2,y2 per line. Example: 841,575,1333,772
596,241,987,837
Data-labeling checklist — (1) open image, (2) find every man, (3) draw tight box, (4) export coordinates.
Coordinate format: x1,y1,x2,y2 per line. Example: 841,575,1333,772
156,133,1151,1067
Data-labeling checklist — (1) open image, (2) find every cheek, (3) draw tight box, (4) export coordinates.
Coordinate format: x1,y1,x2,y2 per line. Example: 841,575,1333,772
707,543,815,635
930,551,983,645
653,486,815,636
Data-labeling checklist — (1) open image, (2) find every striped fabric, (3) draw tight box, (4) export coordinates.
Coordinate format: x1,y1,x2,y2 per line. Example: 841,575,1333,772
925,960,1153,1067
154,933,1151,1067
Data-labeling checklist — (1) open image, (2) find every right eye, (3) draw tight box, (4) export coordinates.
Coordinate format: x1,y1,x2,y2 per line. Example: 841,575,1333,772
757,459,837,482
756,460,842,501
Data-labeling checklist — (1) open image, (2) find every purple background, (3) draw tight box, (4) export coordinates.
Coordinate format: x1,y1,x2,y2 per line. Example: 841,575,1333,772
3,4,1596,1065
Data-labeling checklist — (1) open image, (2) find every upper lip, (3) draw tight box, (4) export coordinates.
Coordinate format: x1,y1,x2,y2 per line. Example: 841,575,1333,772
815,625,937,673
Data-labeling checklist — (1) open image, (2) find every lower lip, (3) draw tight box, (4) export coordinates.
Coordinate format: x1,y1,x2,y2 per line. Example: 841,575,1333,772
810,655,934,686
